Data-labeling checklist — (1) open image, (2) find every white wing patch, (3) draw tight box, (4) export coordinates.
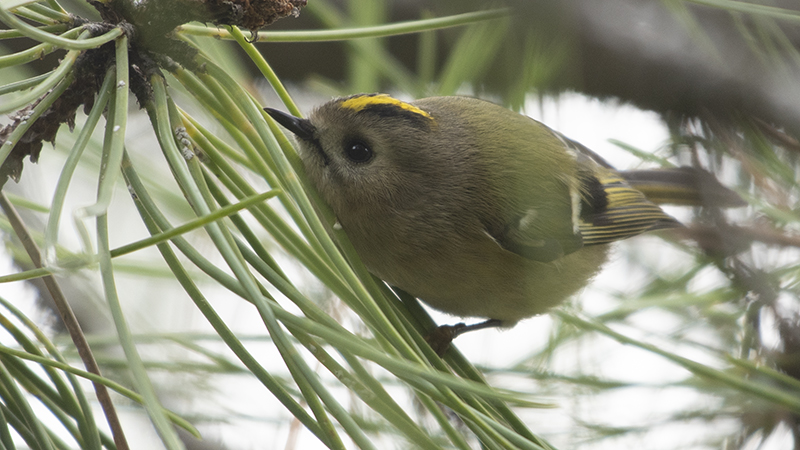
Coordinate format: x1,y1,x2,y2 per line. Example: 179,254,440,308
570,185,582,234
549,129,584,234
518,208,539,231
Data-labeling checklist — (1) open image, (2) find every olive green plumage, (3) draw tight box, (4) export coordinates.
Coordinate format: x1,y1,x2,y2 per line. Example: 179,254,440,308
265,94,725,324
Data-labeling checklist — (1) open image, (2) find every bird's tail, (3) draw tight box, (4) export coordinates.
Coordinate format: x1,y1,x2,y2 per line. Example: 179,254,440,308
620,167,746,208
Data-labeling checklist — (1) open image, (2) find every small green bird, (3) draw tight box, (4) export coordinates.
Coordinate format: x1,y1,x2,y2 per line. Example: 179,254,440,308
266,94,741,351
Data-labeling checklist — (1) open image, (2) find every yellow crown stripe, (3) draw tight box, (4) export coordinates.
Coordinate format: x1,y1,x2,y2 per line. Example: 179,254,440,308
340,94,433,121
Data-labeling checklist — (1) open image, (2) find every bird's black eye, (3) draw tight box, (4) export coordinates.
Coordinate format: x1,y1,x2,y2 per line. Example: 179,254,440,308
344,141,373,163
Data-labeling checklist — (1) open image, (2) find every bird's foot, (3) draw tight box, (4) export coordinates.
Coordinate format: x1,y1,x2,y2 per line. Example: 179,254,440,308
425,319,503,356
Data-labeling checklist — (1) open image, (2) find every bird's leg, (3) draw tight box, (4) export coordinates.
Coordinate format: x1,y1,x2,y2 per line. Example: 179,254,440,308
426,319,504,356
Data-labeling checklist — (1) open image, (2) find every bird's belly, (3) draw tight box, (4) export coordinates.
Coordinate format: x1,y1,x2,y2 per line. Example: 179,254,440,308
366,239,610,322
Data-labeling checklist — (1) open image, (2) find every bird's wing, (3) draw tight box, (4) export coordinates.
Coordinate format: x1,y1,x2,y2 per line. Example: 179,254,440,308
488,137,679,263
489,209,585,263
577,170,681,246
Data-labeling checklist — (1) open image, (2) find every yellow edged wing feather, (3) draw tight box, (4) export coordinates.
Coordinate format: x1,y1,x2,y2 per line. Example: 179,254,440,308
579,172,680,246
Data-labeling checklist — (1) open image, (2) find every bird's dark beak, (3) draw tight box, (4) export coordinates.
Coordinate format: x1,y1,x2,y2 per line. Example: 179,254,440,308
264,108,316,141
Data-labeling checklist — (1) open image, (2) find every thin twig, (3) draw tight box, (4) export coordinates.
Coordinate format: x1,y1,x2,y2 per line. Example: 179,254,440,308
0,192,130,450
